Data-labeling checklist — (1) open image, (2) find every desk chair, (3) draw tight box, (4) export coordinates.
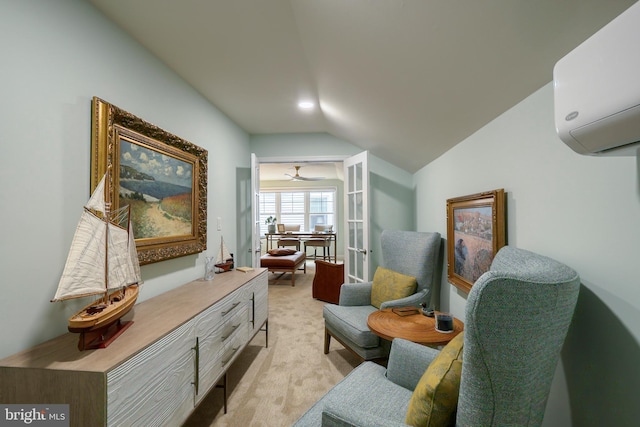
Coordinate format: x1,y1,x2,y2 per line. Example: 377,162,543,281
277,224,301,251
304,225,333,261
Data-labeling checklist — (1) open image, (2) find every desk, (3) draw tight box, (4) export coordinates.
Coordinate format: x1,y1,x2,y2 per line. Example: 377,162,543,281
266,232,337,263
367,308,463,347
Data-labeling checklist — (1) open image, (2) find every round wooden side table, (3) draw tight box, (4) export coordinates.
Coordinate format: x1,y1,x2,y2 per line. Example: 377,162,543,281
367,308,463,347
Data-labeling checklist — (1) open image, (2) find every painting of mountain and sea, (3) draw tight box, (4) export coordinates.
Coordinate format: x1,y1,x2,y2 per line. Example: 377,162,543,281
119,139,193,239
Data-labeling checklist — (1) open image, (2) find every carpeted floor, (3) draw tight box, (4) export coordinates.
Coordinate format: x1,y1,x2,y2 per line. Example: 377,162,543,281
183,261,361,426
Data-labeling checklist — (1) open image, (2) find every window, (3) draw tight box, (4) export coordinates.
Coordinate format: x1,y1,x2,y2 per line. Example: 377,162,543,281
259,189,336,235
279,192,305,227
259,193,277,232
309,191,334,229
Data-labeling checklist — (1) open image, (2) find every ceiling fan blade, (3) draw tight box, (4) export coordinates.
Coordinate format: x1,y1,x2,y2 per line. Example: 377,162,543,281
284,165,324,181
284,173,324,181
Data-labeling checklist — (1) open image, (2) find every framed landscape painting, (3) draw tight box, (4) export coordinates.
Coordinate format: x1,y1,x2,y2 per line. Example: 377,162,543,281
91,97,208,265
446,189,506,293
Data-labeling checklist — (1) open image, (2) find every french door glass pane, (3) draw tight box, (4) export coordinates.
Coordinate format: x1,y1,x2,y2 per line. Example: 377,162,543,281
348,165,355,192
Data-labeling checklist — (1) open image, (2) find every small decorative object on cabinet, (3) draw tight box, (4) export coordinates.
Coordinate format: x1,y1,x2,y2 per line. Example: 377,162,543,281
204,256,216,280
214,236,233,272
0,269,268,427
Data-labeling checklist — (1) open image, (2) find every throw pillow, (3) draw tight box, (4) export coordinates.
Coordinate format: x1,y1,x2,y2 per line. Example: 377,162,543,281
267,248,296,256
370,266,417,308
405,332,464,427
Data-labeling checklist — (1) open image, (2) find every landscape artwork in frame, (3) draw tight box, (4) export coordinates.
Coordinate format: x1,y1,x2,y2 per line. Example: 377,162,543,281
91,97,208,265
446,189,506,293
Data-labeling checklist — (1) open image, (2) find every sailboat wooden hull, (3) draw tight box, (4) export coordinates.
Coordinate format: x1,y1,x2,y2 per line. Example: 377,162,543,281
68,285,139,333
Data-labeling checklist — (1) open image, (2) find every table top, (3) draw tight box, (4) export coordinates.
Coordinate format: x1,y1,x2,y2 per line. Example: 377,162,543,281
367,308,463,347
265,231,336,236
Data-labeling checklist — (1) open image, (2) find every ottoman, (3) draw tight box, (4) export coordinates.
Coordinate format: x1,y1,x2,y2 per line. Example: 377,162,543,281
260,250,306,286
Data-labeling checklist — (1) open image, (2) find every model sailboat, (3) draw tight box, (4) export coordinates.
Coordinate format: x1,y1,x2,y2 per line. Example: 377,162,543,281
51,172,141,350
214,236,233,272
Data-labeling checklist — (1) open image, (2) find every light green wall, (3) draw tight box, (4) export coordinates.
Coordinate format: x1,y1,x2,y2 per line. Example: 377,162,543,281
414,83,640,426
0,0,250,358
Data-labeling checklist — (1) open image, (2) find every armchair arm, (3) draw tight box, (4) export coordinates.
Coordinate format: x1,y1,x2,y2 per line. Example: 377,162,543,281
339,282,373,306
380,289,427,310
322,403,409,427
386,338,439,391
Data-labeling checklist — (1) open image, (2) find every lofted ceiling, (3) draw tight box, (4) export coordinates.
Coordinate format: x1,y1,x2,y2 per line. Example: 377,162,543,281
88,0,636,173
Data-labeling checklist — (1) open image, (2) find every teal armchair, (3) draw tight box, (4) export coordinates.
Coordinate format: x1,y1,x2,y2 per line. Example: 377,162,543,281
323,230,442,361
296,246,581,426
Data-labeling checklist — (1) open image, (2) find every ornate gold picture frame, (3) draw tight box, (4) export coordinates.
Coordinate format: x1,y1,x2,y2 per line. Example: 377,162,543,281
91,97,207,265
446,189,506,293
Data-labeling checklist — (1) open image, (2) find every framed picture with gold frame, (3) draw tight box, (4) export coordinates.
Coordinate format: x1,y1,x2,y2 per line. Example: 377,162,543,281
446,189,506,293
91,97,207,265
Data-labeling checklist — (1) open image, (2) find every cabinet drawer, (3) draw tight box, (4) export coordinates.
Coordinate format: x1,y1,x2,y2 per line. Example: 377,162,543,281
107,321,194,427
193,288,245,337
196,304,249,402
252,275,268,330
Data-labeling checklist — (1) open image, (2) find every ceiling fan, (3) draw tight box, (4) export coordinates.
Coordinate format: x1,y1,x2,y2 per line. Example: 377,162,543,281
285,165,324,181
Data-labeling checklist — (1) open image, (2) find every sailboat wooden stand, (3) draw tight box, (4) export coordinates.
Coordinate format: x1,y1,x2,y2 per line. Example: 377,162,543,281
75,319,134,351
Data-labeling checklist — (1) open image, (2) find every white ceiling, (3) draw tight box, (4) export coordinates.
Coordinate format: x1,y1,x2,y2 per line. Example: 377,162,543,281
88,0,637,173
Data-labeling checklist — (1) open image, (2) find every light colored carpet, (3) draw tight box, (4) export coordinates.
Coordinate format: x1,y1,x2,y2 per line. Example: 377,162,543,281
183,261,361,426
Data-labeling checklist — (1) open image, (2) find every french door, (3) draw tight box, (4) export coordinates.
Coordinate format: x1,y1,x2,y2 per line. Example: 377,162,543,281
250,153,262,267
343,151,370,283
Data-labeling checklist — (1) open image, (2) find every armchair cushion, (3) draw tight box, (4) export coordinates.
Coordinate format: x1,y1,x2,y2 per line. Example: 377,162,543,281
323,304,380,348
293,338,442,427
405,332,464,427
338,282,373,306
386,338,440,391
371,266,417,309
295,361,412,427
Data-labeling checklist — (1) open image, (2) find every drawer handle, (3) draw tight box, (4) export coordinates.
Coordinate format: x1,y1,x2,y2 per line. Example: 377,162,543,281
221,324,240,341
251,292,255,328
221,302,240,316
191,337,199,395
221,346,240,366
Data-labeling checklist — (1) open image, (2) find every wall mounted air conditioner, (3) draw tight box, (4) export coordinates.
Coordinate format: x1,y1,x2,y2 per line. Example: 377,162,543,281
553,1,640,156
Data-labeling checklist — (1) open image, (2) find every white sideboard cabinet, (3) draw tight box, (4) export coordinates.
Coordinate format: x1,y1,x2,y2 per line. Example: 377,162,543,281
0,269,268,427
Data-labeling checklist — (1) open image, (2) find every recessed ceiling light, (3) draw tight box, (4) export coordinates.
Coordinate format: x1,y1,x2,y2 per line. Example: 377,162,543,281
298,101,315,111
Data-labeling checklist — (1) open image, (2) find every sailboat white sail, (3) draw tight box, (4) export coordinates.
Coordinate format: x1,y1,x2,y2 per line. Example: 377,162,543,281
52,175,141,301
51,173,141,347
